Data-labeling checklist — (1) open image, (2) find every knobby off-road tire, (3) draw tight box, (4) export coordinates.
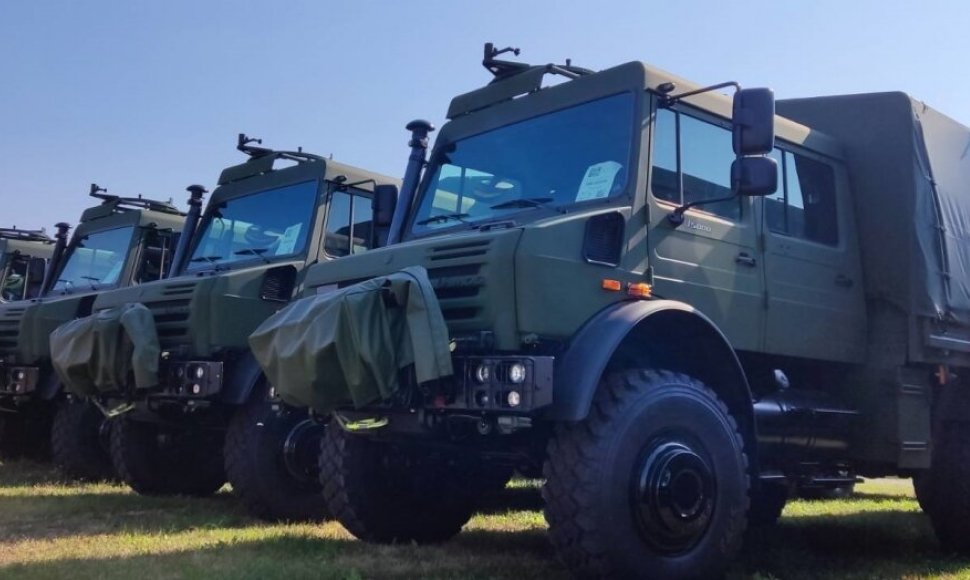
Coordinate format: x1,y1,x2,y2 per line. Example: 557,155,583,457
110,415,226,497
51,399,114,481
0,408,53,459
543,369,750,580
225,398,329,522
748,481,789,527
916,421,970,553
320,426,491,544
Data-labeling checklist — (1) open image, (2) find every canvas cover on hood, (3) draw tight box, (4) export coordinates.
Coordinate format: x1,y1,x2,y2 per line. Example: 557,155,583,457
249,265,453,413
50,303,160,397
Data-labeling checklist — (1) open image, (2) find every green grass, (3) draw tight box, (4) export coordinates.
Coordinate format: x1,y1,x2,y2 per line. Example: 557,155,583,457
1,461,969,579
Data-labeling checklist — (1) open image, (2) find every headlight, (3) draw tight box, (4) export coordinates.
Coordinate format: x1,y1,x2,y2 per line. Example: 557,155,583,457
507,390,521,407
474,364,490,384
508,363,527,384
191,384,202,395
193,366,205,380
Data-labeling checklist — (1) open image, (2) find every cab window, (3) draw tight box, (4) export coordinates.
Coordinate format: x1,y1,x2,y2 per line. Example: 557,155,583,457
765,150,838,246
651,107,740,221
324,190,374,257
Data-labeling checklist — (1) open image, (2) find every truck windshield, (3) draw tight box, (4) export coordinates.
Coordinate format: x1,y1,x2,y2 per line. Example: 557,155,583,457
410,92,635,236
186,180,319,272
53,226,135,292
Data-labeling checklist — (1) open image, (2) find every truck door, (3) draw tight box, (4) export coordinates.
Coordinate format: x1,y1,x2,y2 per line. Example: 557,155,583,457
647,105,765,352
761,149,866,363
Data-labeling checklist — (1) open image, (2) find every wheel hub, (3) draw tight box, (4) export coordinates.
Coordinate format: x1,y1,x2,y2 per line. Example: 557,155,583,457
281,419,325,485
633,440,715,554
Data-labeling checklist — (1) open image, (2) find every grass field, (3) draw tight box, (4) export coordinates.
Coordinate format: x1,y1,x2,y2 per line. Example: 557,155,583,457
1,460,969,579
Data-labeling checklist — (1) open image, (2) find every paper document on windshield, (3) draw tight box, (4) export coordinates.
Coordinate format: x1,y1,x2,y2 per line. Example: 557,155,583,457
575,161,623,202
275,224,302,255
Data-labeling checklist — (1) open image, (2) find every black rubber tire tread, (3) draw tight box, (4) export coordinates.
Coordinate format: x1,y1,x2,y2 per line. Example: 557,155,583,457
225,398,329,522
0,408,53,459
542,369,750,579
748,482,788,527
110,415,226,497
320,426,487,544
919,422,970,553
51,399,115,481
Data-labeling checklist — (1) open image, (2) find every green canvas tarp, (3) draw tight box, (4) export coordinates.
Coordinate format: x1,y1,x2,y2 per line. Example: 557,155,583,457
779,93,970,327
249,266,453,413
50,303,160,397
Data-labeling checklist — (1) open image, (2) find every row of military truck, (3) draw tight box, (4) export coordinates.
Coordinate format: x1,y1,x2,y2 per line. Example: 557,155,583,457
3,44,970,578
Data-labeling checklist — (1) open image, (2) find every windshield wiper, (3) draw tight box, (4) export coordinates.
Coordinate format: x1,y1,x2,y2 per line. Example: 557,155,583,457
234,248,272,264
189,255,223,264
490,197,554,210
80,276,100,290
416,213,471,226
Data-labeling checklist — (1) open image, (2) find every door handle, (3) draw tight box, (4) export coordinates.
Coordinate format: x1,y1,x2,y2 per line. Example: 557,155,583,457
735,252,757,267
835,274,854,288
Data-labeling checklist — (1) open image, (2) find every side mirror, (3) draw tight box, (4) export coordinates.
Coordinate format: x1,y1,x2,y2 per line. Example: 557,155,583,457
733,88,775,156
372,184,399,248
732,156,778,197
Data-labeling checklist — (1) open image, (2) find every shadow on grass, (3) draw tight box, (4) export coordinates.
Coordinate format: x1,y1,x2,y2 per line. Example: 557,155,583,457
0,529,569,580
739,509,970,579
0,459,69,487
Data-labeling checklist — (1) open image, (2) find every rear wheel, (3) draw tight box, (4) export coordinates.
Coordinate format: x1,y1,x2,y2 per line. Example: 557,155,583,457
51,399,114,480
225,398,329,521
110,415,225,496
917,422,970,552
543,369,750,579
320,426,489,544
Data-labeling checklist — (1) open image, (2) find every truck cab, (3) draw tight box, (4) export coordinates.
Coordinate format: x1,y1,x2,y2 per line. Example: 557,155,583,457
55,137,399,507
0,187,184,468
0,228,56,303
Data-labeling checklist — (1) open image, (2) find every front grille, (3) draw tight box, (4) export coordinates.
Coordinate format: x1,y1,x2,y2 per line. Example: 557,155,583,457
0,306,27,352
143,281,196,348
426,240,492,329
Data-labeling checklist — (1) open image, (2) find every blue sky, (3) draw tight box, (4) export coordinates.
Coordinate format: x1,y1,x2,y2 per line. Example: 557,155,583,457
2,0,968,230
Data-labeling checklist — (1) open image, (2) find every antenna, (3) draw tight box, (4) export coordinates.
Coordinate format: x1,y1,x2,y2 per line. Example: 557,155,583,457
237,133,272,158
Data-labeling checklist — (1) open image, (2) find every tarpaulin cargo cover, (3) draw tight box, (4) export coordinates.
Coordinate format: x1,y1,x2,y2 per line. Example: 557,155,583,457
780,93,970,358
50,303,160,397
249,266,453,412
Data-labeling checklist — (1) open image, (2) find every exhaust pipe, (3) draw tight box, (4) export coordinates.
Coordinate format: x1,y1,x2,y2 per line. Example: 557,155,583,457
168,184,207,278
40,222,71,295
386,119,434,245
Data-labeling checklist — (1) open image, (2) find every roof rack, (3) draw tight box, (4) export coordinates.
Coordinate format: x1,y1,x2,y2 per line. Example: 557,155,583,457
217,134,328,185
88,183,181,215
447,43,597,119
0,227,52,243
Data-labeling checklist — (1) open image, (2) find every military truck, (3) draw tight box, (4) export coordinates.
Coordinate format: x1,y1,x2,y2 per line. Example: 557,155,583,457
53,136,399,516
0,228,56,304
245,44,970,578
0,186,185,473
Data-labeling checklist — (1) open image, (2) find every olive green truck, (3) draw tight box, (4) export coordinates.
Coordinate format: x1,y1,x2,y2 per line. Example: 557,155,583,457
51,136,399,516
239,46,970,578
0,187,185,473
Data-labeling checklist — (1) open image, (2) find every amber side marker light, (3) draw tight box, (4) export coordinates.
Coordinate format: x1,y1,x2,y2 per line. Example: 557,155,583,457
627,282,652,299
602,279,622,291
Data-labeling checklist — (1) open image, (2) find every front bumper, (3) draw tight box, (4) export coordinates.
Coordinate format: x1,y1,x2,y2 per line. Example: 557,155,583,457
153,360,224,398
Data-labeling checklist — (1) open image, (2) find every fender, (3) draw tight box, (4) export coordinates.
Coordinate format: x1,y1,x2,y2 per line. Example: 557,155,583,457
37,369,62,402
220,352,267,405
546,299,754,428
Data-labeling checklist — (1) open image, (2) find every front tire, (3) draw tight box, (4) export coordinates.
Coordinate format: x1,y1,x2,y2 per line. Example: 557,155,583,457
543,369,750,579
51,399,115,480
225,398,329,521
917,422,970,553
110,415,226,496
320,426,488,544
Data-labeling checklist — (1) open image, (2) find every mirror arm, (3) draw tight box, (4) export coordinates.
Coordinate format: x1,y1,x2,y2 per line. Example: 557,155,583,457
661,81,740,106
667,193,739,227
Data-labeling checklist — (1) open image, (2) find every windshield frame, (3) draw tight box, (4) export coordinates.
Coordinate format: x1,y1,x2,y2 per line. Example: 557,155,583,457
183,178,325,275
51,225,137,295
404,90,640,241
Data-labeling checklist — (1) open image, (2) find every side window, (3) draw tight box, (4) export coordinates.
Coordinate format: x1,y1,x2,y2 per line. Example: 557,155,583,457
137,230,176,284
324,190,374,257
650,107,740,221
766,151,838,246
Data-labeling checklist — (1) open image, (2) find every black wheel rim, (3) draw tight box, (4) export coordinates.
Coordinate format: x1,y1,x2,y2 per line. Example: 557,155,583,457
281,418,324,486
632,438,716,554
